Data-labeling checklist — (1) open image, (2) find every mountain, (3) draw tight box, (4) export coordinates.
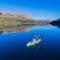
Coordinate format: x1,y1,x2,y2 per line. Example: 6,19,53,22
0,12,51,34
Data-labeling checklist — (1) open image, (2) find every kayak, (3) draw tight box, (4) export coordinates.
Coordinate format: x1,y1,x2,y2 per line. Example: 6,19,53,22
26,39,41,47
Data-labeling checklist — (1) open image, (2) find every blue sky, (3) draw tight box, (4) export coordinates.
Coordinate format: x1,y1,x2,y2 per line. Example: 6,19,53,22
0,0,60,19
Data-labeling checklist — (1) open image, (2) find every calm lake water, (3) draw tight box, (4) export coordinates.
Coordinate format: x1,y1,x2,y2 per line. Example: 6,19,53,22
0,26,60,60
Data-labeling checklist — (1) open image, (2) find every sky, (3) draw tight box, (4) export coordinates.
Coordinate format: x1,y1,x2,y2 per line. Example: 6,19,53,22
0,0,60,19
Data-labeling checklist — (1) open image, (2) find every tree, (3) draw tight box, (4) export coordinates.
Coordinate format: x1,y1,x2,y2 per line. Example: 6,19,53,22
56,18,60,21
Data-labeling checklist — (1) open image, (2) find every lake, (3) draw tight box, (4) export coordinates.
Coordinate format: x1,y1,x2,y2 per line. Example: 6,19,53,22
0,26,60,60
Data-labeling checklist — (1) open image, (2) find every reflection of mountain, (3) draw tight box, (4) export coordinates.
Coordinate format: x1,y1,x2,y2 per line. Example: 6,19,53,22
0,20,46,34
50,18,60,27
0,20,49,34
0,25,34,34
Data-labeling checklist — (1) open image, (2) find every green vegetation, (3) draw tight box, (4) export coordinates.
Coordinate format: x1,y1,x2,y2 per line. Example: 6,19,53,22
0,17,20,29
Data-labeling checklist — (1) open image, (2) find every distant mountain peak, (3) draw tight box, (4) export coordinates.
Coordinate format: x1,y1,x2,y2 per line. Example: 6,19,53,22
0,11,32,19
